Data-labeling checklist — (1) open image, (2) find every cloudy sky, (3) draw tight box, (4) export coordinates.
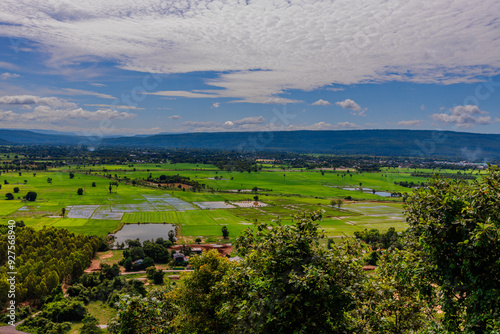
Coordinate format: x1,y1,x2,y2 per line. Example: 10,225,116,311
1,0,500,135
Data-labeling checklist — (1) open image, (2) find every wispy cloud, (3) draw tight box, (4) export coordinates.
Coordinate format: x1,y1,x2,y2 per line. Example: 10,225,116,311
85,104,144,110
212,102,220,108
0,72,20,80
62,88,116,100
169,115,181,119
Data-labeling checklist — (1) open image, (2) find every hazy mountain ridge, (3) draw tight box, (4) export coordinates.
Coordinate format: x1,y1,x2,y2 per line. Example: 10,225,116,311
1,129,500,160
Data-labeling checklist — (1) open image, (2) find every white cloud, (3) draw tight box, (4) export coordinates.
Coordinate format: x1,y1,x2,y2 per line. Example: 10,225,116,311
0,61,19,71
2,1,499,103
324,87,345,92
431,105,496,128
62,88,116,100
420,105,426,111
0,72,20,80
85,104,144,110
90,83,107,87
146,91,219,99
335,121,361,129
169,115,181,119
4,123,162,135
0,95,77,109
397,120,422,127
181,116,266,132
0,106,135,123
336,99,362,111
212,102,220,108
233,116,266,125
312,99,330,106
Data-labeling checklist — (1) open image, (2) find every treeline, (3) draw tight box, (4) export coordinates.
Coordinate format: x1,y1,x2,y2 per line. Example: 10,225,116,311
394,180,427,188
0,226,104,305
411,171,477,180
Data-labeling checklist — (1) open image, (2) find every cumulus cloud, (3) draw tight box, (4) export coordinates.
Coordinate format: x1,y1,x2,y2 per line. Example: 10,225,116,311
181,116,266,131
397,120,422,127
0,95,77,109
2,1,499,103
312,99,330,106
169,115,181,119
62,88,116,99
0,72,20,80
233,116,266,125
335,99,362,111
431,105,497,128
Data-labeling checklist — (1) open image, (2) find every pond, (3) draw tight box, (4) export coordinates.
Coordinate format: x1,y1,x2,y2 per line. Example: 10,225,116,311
343,187,393,197
112,223,176,246
325,185,393,197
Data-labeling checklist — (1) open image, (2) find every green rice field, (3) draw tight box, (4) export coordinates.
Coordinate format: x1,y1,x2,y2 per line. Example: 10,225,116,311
0,163,481,239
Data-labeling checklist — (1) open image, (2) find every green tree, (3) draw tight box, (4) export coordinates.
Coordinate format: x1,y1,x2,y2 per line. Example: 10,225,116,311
221,226,229,239
153,270,165,285
168,230,176,244
123,257,133,272
25,191,37,201
108,289,173,334
5,192,14,200
405,167,500,332
13,186,19,193
61,207,66,218
80,314,104,334
77,188,84,195
219,211,367,333
168,250,235,333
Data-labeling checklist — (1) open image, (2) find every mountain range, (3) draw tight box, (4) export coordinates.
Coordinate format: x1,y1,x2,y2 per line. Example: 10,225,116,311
1,129,499,160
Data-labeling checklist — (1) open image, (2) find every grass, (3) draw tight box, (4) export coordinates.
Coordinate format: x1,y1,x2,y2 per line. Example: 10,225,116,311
68,300,117,333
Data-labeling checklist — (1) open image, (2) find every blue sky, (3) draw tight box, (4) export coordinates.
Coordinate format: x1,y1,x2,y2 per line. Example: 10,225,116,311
1,0,500,135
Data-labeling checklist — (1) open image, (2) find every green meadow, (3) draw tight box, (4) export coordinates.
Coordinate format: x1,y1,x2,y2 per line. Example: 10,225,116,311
0,164,480,239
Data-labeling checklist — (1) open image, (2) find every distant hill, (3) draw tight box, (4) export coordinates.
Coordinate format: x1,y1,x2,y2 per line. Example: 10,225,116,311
1,129,500,160
103,129,500,160
0,129,85,145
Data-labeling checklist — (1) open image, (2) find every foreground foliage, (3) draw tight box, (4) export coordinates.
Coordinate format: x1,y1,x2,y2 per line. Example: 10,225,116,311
405,166,500,332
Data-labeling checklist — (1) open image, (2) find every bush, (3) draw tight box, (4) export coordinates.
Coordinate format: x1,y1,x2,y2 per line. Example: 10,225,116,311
5,192,14,200
153,270,165,284
13,187,19,193
77,188,84,195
